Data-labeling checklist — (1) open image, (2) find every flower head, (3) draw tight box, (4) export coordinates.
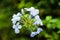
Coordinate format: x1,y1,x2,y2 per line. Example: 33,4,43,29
11,7,43,37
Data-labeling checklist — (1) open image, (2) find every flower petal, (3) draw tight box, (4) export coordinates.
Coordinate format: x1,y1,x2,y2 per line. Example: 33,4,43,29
30,32,37,37
36,28,43,34
15,29,20,34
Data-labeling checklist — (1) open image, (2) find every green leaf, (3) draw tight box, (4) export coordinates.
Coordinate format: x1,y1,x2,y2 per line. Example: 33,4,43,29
58,2,60,6
50,0,55,4
46,16,52,21
47,24,52,29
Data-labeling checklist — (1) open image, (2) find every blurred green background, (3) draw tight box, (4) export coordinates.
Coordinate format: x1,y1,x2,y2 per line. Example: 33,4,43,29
0,0,60,40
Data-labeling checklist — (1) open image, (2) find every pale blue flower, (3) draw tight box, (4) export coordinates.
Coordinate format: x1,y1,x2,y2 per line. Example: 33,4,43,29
34,15,43,26
12,22,22,29
12,21,16,24
11,13,21,24
36,28,43,34
30,28,43,37
12,14,20,24
30,32,37,37
12,24,16,29
16,22,22,29
11,17,20,25
13,22,22,34
25,7,39,16
15,28,20,34
12,17,20,21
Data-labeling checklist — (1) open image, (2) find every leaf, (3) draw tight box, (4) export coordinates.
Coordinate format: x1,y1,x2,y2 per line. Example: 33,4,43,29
58,2,60,6
46,16,52,21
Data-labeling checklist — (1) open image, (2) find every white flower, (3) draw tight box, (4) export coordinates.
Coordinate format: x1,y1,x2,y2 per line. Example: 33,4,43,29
16,22,22,29
11,13,21,24
12,17,20,21
12,24,16,29
11,17,20,24
18,25,22,29
37,28,43,31
35,9,39,14
12,21,16,24
12,22,22,34
34,15,43,26
12,22,22,29
15,28,20,34
35,15,40,20
31,9,39,16
30,28,43,37
12,12,22,34
36,28,43,34
30,32,37,37
25,7,39,16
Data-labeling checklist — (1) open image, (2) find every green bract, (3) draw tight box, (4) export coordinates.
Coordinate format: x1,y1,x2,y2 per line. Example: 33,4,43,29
20,13,36,31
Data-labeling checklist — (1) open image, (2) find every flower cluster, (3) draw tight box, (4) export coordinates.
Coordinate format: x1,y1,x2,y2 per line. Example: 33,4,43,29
11,7,43,37
11,12,22,34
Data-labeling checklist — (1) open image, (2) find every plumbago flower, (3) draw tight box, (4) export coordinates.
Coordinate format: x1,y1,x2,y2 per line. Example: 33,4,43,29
11,7,43,37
